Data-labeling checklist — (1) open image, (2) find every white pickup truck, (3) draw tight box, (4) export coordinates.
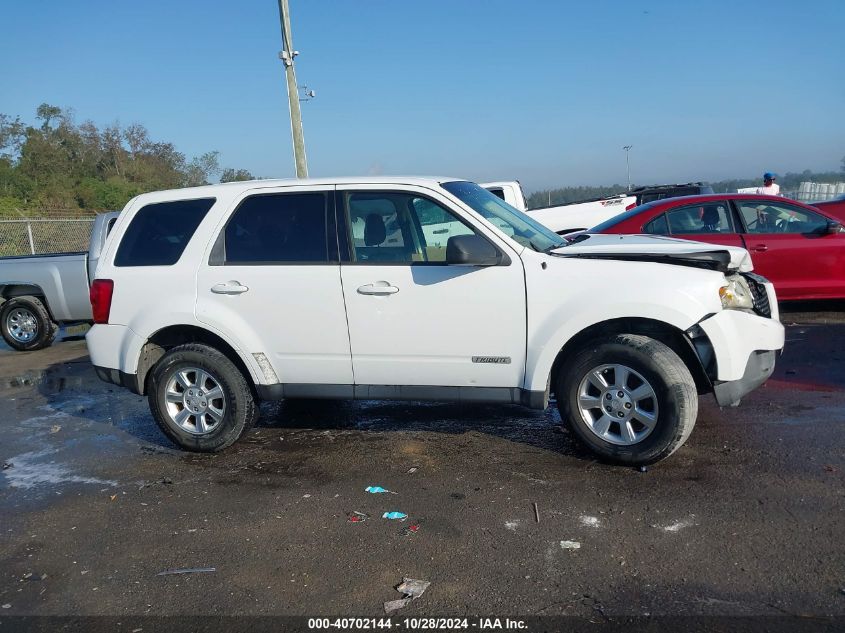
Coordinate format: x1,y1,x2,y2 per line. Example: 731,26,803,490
482,180,636,234
0,212,119,351
483,182,716,235
87,178,784,465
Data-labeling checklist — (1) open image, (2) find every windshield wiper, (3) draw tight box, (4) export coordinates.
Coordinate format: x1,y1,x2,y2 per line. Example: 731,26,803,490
541,234,589,253
567,234,592,244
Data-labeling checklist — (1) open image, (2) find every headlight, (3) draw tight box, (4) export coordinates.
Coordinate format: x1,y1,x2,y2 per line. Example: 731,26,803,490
720,276,754,310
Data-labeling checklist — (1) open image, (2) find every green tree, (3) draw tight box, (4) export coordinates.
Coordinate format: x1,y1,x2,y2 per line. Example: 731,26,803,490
0,114,25,159
35,103,62,131
183,151,221,187
220,167,254,183
0,104,258,214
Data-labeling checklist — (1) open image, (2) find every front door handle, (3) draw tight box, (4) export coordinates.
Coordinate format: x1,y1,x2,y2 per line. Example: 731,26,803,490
357,281,399,296
211,281,249,295
752,245,768,253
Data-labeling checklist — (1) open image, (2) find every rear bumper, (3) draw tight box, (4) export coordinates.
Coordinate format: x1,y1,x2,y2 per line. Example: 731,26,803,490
87,324,146,394
712,350,776,407
86,323,146,371
94,365,143,395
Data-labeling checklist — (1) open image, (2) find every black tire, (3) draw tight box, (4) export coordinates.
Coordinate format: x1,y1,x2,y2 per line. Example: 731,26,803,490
148,343,258,452
556,334,697,466
0,296,57,351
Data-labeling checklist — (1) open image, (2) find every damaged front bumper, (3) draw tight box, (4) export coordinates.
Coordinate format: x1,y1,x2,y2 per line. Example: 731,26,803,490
711,350,777,407
694,307,785,407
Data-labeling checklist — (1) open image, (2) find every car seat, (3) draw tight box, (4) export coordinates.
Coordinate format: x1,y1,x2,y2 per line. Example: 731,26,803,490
365,213,387,246
701,207,721,232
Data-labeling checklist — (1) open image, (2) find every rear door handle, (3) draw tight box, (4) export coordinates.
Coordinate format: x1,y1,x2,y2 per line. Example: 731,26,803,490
752,245,768,253
357,282,399,296
211,281,249,295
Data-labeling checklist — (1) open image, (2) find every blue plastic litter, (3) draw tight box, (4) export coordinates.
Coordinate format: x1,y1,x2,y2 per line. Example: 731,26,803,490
383,511,408,521
365,486,393,494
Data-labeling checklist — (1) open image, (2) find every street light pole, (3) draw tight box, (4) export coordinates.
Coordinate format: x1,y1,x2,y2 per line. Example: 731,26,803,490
623,145,633,191
277,0,308,178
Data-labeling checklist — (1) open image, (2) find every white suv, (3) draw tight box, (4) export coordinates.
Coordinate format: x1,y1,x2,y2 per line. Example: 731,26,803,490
87,177,784,465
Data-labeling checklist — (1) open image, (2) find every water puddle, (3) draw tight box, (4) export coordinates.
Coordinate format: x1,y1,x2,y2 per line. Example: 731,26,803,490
4,369,85,392
1,449,117,490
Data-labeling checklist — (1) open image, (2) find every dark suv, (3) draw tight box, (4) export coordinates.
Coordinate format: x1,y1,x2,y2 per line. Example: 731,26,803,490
631,183,715,206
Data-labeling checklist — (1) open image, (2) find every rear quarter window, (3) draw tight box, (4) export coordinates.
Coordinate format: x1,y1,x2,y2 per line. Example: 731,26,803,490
114,198,215,267
644,214,669,234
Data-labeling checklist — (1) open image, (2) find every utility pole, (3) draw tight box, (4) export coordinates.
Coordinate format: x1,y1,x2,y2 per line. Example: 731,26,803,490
623,145,632,191
277,0,308,178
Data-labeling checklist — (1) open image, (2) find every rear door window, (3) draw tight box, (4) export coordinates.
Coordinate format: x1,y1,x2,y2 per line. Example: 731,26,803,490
224,192,330,264
115,198,214,266
666,203,733,234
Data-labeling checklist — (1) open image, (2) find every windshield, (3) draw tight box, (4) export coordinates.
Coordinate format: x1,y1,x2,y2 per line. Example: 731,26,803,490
441,181,566,252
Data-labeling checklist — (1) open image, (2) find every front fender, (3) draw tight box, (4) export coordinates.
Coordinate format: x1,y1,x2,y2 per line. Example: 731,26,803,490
522,253,726,394
525,302,706,394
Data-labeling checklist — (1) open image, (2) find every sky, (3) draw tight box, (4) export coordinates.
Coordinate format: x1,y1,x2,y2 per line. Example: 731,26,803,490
1,0,843,192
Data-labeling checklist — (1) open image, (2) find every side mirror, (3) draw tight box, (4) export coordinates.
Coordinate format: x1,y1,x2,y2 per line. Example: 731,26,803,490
446,235,506,266
825,220,843,235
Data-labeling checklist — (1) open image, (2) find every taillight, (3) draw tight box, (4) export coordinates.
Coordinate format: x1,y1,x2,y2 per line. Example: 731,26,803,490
625,203,637,211
90,279,114,324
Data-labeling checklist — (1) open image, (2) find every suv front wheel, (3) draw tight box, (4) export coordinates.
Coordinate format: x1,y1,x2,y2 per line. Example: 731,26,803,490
556,334,698,465
148,343,258,452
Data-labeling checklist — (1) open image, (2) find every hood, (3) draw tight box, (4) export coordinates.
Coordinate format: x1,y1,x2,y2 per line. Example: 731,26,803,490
550,234,753,273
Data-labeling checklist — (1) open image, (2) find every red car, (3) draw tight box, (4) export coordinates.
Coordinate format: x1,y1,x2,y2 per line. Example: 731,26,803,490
814,194,845,224
589,194,845,300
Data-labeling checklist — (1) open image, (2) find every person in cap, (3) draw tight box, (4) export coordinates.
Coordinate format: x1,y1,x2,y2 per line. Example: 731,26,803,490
756,172,781,196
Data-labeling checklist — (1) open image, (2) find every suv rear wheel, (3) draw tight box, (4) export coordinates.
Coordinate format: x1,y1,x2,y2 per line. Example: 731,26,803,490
148,343,258,452
556,334,697,465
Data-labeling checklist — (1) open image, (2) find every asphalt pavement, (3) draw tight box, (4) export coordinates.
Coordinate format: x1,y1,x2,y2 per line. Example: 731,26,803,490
0,311,843,619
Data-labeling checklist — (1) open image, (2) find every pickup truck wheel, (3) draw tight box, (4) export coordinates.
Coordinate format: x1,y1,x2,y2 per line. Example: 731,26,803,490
148,343,258,452
556,334,697,466
0,296,57,352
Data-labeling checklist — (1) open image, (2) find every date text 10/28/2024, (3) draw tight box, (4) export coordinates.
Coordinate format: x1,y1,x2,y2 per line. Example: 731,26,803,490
308,618,528,630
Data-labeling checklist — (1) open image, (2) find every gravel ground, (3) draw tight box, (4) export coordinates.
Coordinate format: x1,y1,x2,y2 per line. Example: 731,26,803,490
0,312,843,621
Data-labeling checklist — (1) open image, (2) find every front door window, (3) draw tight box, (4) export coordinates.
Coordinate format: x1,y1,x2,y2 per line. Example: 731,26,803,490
344,191,478,264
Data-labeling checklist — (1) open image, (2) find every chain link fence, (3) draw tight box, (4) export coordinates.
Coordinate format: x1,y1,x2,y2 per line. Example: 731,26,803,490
0,219,96,257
